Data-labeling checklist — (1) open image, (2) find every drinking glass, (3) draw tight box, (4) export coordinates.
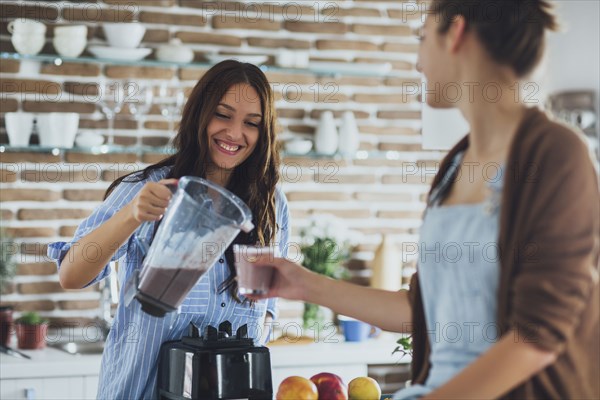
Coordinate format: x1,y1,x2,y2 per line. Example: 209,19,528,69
98,82,125,145
233,245,280,295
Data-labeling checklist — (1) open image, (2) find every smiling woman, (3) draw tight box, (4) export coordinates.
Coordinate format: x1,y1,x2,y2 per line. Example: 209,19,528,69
47,60,289,399
207,84,263,182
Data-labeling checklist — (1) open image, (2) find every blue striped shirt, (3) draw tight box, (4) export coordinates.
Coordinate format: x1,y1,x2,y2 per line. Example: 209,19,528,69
48,166,289,399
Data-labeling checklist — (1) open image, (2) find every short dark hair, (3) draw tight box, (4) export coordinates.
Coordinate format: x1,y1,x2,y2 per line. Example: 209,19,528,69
431,0,559,77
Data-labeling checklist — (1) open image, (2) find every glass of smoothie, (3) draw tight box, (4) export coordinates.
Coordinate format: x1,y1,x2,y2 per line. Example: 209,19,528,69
233,245,279,295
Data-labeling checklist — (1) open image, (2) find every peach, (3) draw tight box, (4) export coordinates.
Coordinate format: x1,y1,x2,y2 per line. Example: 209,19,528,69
348,377,382,400
310,372,348,400
276,376,319,400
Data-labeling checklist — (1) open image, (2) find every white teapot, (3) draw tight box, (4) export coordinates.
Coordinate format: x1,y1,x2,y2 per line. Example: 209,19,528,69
156,38,194,64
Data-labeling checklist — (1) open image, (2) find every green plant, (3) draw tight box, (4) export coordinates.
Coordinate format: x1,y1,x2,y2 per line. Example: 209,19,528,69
16,312,48,326
0,229,17,295
393,335,413,360
299,215,357,329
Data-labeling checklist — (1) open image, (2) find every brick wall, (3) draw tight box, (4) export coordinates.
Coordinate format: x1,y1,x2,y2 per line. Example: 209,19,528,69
0,0,438,329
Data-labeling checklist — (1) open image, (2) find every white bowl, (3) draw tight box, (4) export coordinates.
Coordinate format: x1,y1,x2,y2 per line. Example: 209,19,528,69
37,113,79,148
53,25,87,39
88,45,152,61
205,54,268,65
53,36,87,58
284,139,313,155
11,32,45,56
102,22,146,49
75,132,104,147
5,112,34,147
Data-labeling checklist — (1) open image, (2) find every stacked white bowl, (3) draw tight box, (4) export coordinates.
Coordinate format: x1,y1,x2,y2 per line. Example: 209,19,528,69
102,22,146,48
88,22,150,61
53,25,88,58
8,19,46,56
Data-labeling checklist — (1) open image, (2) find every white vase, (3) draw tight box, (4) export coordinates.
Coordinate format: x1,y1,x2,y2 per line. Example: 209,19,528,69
314,111,338,155
338,111,360,157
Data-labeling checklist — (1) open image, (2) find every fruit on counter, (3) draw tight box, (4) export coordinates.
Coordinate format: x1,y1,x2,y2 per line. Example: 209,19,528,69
310,372,348,400
276,376,319,400
348,377,382,400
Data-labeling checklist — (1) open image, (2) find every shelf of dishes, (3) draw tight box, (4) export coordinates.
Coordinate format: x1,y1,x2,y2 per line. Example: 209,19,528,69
6,19,415,78
1,51,405,79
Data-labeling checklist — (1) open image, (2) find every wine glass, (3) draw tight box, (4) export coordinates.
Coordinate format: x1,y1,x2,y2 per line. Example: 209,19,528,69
98,82,125,146
125,82,153,131
159,83,186,142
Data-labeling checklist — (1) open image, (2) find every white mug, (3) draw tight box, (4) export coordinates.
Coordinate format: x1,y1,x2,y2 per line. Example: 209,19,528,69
37,113,79,148
8,19,46,35
5,112,35,147
11,33,46,56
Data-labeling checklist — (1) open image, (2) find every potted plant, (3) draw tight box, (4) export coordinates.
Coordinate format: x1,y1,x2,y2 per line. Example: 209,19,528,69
299,215,357,331
15,311,49,350
0,229,17,347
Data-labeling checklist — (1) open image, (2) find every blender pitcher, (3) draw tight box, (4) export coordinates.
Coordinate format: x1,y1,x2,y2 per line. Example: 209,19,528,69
124,176,254,317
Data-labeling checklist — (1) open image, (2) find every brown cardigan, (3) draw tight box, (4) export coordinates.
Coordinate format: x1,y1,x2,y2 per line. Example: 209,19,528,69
408,107,600,399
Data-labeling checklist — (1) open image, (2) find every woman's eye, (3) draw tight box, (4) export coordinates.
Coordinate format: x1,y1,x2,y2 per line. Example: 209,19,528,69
246,121,260,128
216,113,229,119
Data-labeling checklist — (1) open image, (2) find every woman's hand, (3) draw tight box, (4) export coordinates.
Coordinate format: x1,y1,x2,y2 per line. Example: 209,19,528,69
129,178,178,223
247,257,316,302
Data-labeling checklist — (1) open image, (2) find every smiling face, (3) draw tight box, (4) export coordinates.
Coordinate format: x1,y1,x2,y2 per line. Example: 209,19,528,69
205,83,262,182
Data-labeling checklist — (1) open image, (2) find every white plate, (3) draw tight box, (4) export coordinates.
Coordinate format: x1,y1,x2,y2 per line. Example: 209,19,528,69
205,54,268,65
88,46,152,61
309,61,393,75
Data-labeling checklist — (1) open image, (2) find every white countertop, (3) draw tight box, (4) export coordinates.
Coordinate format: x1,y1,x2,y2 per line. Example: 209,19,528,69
0,347,103,379
1,333,408,380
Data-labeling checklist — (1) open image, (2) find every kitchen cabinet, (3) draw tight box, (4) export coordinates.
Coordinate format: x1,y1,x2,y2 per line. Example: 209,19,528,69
1,377,87,400
0,349,101,400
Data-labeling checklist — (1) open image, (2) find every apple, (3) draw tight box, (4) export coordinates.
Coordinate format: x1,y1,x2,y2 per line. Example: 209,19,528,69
310,372,348,400
276,376,319,400
348,377,382,400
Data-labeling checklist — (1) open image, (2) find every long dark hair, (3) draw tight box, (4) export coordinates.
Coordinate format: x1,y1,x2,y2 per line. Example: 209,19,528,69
105,60,280,302
430,0,558,77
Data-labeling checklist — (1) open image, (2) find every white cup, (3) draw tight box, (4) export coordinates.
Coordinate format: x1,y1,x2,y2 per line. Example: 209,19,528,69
294,51,310,68
37,113,79,148
8,19,46,35
275,50,296,68
53,25,87,39
102,23,146,49
11,32,46,55
5,112,34,147
53,36,87,58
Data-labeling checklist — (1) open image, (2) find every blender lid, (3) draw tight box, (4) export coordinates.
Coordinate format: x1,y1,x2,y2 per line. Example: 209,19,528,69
182,321,255,349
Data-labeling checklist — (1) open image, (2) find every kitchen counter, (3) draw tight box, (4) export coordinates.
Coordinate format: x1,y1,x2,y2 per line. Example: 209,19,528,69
269,332,409,367
1,333,408,398
1,332,407,379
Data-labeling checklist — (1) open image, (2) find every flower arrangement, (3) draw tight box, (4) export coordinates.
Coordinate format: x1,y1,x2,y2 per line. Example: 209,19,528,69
299,214,359,329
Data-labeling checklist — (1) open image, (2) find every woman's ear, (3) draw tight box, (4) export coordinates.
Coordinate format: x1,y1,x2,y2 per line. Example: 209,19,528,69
447,14,468,54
